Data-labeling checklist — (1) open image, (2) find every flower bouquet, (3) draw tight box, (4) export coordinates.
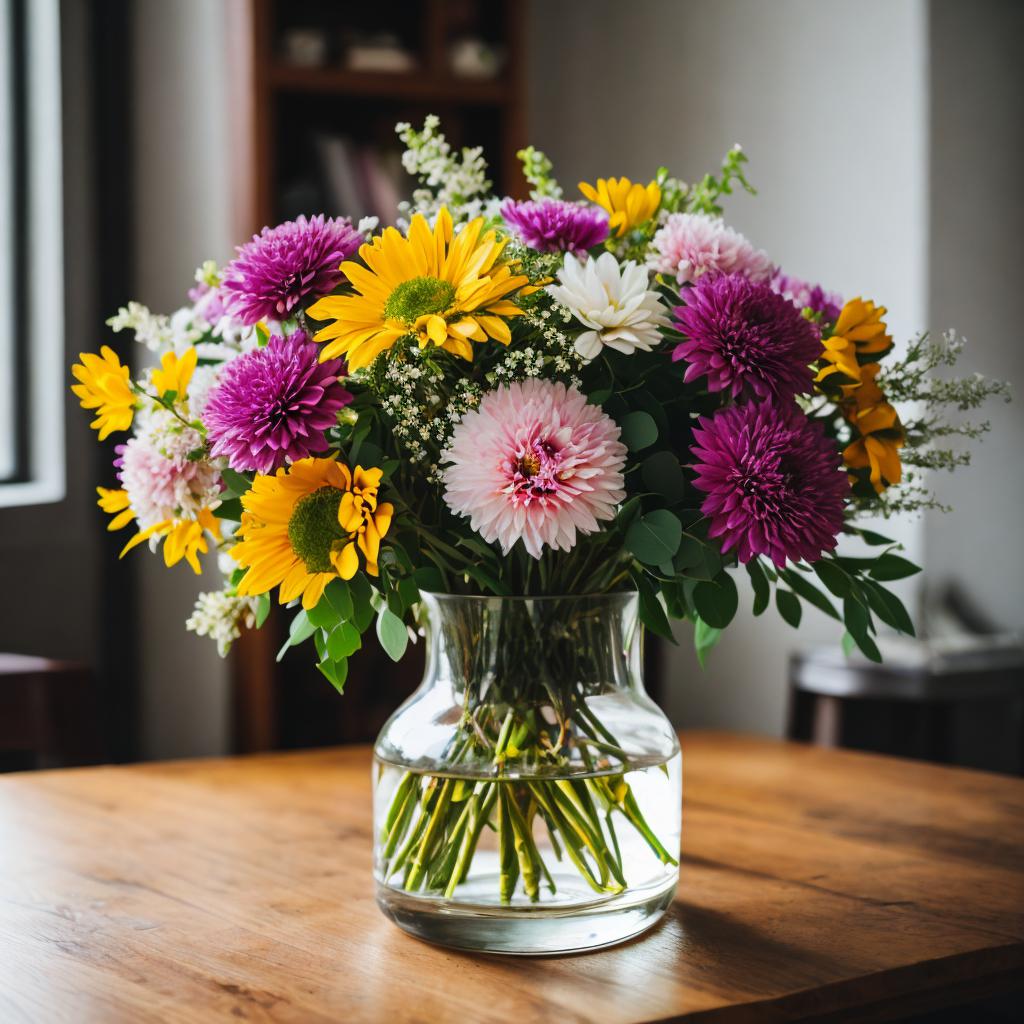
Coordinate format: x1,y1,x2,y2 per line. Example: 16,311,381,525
73,116,1005,954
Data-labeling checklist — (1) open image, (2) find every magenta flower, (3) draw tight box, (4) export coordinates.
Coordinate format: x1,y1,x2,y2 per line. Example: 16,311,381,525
221,214,363,325
691,401,848,567
442,379,627,559
501,198,609,253
203,330,352,474
771,270,843,323
672,274,821,402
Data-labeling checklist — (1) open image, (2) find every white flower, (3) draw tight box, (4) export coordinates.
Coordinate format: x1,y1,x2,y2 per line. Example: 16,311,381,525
546,252,669,362
186,587,259,657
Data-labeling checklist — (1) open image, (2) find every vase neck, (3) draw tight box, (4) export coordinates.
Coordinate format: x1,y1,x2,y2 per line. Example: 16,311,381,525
419,592,644,707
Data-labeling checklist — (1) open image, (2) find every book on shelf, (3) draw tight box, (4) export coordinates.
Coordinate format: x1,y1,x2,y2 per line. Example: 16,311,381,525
314,133,407,225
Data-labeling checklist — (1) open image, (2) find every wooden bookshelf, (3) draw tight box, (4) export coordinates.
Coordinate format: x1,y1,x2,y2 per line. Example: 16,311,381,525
227,0,527,753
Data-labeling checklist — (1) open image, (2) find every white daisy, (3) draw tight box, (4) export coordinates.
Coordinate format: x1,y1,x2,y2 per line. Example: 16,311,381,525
546,252,669,361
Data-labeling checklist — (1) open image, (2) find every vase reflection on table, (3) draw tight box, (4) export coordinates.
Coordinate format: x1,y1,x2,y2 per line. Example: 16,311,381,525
373,592,681,955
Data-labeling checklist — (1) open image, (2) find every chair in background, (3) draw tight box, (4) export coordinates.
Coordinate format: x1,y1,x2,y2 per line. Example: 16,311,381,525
0,654,106,771
788,635,1024,774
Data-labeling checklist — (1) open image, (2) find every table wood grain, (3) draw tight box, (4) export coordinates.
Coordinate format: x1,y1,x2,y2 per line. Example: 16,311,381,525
0,731,1021,1023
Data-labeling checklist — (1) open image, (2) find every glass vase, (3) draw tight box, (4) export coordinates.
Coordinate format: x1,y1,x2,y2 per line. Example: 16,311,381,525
372,591,681,955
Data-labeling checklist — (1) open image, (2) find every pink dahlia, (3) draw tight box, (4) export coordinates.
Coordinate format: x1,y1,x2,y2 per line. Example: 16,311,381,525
442,379,627,559
203,329,352,474
673,273,821,402
691,401,848,567
648,212,773,285
501,198,609,253
221,214,363,325
771,270,843,323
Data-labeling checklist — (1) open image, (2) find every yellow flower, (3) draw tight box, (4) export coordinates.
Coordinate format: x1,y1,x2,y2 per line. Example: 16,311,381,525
151,346,198,399
97,487,222,575
842,364,904,493
71,346,136,439
578,177,661,237
307,208,528,370
231,457,394,610
816,297,893,393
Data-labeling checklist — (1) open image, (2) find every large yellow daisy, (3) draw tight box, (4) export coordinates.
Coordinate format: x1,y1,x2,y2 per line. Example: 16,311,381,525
232,457,393,610
71,347,136,439
306,207,528,370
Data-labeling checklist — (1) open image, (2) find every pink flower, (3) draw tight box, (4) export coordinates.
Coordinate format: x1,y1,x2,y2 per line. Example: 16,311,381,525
442,380,627,559
648,212,774,285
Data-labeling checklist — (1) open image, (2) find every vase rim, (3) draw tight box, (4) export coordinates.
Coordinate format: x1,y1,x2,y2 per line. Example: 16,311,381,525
419,589,639,604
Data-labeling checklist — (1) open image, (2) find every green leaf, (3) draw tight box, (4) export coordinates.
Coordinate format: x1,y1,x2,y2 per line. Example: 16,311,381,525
376,607,408,662
776,589,802,628
693,615,722,668
619,410,658,451
842,594,882,661
630,568,677,643
869,554,921,582
812,559,852,598
640,450,686,503
693,573,738,630
324,579,354,621
307,597,339,629
350,573,376,632
861,579,916,636
780,569,840,621
317,658,349,694
412,566,446,594
277,609,316,661
746,560,770,616
230,567,247,588
255,593,271,629
625,509,682,565
220,467,253,498
841,630,857,657
328,621,362,661
215,498,242,522
673,535,706,570
853,528,895,547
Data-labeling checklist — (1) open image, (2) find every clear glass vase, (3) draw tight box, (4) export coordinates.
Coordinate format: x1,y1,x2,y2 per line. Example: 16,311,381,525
372,591,681,955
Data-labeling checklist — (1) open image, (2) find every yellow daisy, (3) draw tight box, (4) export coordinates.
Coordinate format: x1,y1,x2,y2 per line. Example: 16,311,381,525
231,457,394,610
578,177,661,238
842,364,904,493
816,297,894,394
97,486,222,575
307,208,528,370
71,346,136,439
151,346,198,399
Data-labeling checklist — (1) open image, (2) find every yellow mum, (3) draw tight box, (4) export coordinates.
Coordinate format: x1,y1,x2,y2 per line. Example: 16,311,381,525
97,486,222,575
151,346,197,399
578,177,661,238
307,208,527,371
231,457,393,610
71,346,136,439
842,364,904,493
817,297,893,392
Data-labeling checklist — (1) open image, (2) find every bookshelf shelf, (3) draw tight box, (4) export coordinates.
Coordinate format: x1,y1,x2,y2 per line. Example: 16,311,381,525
268,65,512,106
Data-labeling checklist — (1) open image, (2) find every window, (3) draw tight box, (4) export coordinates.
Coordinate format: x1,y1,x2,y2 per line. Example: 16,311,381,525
0,0,64,506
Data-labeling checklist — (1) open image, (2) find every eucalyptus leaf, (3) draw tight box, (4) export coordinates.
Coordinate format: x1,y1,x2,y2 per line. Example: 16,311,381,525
255,593,271,629
693,615,722,668
630,568,677,643
619,410,658,451
317,658,349,694
693,573,738,629
307,598,339,629
328,621,362,661
220,467,253,498
626,509,682,565
641,450,686,503
376,607,409,662
325,579,354,621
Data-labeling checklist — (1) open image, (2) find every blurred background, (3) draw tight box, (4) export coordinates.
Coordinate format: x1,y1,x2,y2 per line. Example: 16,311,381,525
0,0,1021,772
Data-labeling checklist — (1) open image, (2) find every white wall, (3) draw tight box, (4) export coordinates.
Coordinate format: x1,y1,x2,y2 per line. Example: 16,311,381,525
527,0,930,734
132,0,235,757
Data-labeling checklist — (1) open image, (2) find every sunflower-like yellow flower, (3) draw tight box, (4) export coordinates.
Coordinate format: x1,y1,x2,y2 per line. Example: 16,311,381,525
816,297,893,392
307,208,527,371
578,177,661,238
151,346,198,400
842,364,904,493
71,346,136,439
97,486,222,575
231,457,394,610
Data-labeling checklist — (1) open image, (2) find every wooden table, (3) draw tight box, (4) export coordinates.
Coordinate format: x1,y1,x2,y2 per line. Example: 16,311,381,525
1,732,1021,1023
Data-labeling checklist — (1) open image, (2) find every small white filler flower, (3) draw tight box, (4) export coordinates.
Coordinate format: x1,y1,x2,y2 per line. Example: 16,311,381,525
546,251,669,362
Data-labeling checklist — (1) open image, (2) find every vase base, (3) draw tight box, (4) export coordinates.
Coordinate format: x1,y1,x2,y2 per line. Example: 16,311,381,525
375,876,677,955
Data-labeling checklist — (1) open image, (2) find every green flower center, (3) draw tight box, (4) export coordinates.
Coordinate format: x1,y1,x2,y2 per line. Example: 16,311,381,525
287,486,345,574
383,276,456,325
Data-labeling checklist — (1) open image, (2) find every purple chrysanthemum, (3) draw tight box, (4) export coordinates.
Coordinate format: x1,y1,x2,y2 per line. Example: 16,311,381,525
691,401,848,567
771,270,843,323
672,274,821,402
221,214,363,325
203,330,352,474
501,198,609,253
